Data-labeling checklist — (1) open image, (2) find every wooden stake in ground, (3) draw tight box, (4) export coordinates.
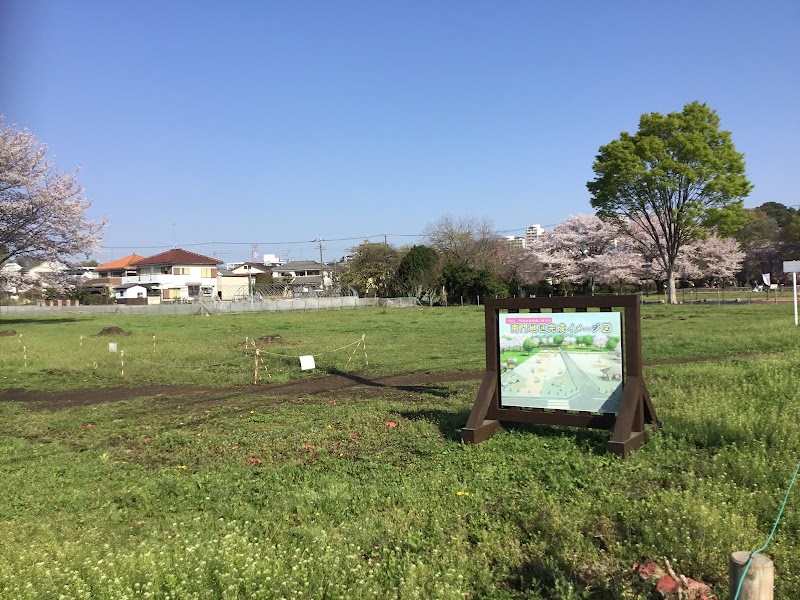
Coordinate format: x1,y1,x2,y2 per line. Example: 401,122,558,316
253,349,262,384
729,551,773,600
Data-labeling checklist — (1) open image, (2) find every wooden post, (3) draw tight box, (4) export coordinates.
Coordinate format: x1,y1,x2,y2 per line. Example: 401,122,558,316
729,552,774,600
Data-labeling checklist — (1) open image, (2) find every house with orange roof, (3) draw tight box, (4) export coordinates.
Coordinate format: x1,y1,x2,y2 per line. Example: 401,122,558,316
96,253,145,278
80,253,146,299
123,248,222,302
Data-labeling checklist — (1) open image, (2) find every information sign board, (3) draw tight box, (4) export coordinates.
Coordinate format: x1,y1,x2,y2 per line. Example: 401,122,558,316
498,312,623,413
461,296,659,457
783,261,800,272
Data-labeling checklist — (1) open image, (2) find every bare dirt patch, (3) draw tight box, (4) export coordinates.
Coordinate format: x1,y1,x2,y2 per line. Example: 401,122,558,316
0,329,17,337
0,370,484,411
1,352,771,412
97,327,131,336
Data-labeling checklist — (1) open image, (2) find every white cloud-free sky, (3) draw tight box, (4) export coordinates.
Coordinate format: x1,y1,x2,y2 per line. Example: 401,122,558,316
2,1,798,264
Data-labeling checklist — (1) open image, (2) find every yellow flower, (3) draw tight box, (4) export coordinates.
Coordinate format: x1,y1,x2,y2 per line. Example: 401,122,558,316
178,465,187,470
456,491,469,496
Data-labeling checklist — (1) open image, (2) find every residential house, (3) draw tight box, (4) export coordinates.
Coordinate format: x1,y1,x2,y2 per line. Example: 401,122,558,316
0,257,67,299
22,258,66,279
216,268,249,301
217,262,273,301
129,249,222,301
114,283,149,305
230,262,273,279
270,261,334,296
272,260,324,285
84,254,145,298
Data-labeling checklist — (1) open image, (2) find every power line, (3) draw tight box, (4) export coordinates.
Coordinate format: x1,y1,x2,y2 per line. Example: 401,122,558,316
96,225,559,254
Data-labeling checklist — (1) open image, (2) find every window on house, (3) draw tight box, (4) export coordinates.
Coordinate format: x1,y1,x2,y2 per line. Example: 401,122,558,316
173,267,190,275
163,288,181,299
201,268,215,278
188,285,200,297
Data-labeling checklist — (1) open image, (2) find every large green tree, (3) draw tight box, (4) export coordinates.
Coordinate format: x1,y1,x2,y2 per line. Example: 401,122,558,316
587,101,751,303
396,245,440,297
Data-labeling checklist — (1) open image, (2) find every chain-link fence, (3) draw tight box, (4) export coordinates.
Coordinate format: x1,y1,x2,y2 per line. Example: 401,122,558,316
0,296,416,315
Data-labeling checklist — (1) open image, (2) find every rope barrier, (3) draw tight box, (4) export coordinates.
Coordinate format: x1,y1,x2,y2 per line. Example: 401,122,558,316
245,334,366,360
733,453,800,600
14,332,369,382
347,334,368,367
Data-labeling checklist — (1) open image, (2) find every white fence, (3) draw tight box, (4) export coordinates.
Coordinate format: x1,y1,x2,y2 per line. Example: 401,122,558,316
0,297,417,315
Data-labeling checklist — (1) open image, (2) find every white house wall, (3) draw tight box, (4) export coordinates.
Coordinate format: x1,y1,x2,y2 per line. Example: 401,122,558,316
127,265,218,299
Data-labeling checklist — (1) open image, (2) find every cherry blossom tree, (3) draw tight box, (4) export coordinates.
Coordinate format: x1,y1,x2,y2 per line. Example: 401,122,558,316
626,218,744,287
585,242,645,292
0,118,104,266
682,235,745,285
530,214,631,292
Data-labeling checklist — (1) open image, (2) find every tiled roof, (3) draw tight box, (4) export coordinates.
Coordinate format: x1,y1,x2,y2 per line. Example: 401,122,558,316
96,254,145,271
133,249,223,266
277,261,324,270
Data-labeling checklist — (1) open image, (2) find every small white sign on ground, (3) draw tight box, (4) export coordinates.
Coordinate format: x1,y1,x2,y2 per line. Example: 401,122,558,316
299,355,316,370
108,343,118,352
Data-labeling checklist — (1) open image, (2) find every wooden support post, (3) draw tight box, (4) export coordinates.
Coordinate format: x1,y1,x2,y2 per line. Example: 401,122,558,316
729,552,774,600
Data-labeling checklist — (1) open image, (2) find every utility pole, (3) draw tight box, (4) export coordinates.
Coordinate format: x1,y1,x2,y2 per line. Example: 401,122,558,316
317,238,324,266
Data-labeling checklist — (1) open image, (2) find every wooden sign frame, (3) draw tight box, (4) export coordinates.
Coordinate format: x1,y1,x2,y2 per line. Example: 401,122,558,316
461,295,659,457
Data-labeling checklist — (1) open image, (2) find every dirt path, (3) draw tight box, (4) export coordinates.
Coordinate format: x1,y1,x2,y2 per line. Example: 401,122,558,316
0,351,773,411
0,370,485,410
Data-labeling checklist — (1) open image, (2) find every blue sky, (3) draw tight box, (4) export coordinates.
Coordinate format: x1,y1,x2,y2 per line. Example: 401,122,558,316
1,1,798,265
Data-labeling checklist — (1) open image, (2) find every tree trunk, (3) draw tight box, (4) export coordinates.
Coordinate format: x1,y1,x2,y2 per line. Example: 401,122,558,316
667,270,678,304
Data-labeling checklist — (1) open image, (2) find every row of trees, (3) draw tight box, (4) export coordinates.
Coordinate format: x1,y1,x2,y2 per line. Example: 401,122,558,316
342,102,778,304
338,207,764,303
736,202,800,284
0,102,788,305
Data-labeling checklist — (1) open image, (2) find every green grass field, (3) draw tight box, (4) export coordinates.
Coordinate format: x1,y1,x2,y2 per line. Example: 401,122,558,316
1,304,799,598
